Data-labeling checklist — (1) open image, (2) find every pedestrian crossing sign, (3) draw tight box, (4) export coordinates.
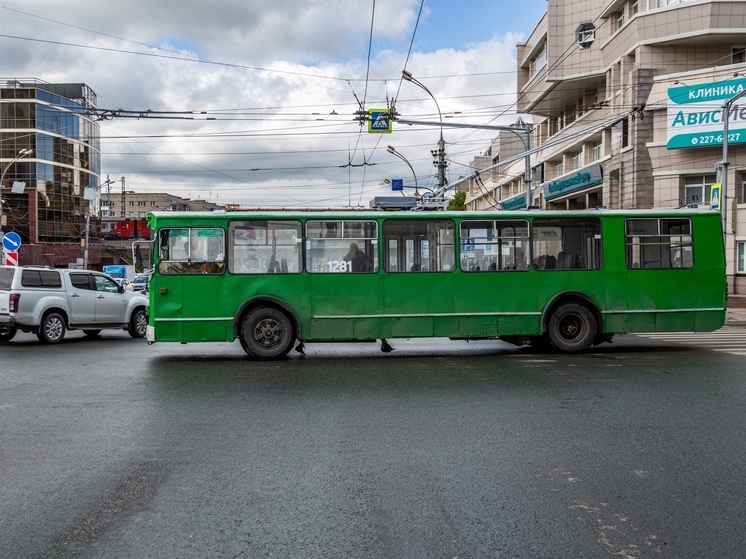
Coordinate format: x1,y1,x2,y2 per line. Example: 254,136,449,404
368,109,393,134
711,183,721,210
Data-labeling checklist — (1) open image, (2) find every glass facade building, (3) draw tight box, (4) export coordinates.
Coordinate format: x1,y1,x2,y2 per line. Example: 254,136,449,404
1,79,100,245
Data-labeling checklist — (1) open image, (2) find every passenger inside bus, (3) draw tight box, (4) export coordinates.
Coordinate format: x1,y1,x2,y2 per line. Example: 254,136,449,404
343,243,368,272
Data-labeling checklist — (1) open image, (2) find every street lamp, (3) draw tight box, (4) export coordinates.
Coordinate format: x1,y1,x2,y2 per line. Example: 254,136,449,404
402,71,448,190
387,146,420,199
0,148,33,229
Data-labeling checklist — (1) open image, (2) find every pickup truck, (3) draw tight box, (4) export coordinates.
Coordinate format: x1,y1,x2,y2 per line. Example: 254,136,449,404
0,266,149,344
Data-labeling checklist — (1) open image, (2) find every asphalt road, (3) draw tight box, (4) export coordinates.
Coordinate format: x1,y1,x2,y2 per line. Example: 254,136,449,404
1,331,745,558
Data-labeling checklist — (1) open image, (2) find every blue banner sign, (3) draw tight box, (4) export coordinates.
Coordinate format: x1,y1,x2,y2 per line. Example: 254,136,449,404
500,195,527,211
543,164,603,201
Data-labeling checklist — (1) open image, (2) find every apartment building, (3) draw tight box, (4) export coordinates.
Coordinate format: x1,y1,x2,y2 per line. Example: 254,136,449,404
99,191,221,220
465,0,746,291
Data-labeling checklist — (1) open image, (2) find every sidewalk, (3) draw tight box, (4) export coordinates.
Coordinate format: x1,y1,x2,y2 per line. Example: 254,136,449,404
727,295,746,324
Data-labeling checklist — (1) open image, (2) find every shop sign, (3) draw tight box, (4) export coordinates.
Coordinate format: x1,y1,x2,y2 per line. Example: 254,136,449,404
543,164,602,201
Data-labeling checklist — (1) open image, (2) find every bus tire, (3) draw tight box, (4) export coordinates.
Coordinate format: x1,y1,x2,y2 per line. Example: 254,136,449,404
240,306,295,360
0,327,17,342
37,312,66,344
547,303,596,353
128,309,147,338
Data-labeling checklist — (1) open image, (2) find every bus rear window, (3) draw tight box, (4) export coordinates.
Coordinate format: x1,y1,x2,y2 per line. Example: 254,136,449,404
625,218,693,269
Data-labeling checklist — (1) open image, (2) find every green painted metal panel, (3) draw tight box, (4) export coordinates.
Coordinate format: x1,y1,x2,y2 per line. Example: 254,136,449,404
146,208,727,347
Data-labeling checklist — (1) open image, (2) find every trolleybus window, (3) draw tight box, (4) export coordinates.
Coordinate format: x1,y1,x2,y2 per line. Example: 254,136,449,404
229,220,301,274
383,219,455,272
158,227,225,275
532,218,602,270
306,220,377,273
625,218,693,269
460,219,530,271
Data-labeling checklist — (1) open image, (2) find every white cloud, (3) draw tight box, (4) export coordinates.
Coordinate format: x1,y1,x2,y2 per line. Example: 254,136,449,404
0,1,530,207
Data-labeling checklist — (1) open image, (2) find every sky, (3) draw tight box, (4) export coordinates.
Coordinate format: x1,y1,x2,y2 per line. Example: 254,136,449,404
0,0,548,208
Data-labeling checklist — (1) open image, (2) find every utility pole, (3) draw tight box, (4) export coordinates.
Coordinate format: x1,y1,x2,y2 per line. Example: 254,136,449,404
83,214,90,269
120,176,126,218
432,137,448,191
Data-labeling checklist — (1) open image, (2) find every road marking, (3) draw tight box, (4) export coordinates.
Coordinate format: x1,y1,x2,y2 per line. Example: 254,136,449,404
633,326,746,355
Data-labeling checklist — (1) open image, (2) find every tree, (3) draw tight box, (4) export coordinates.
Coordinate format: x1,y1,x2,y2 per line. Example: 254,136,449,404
447,191,467,211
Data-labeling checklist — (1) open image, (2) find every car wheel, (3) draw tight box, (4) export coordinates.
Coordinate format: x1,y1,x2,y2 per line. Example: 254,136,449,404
0,327,17,342
37,312,66,344
547,302,596,353
83,329,101,338
128,308,147,338
239,306,295,360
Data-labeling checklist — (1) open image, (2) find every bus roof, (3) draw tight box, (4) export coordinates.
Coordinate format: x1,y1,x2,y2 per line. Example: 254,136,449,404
149,206,721,222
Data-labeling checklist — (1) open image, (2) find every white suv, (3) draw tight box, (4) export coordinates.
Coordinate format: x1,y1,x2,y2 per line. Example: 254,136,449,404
0,266,149,343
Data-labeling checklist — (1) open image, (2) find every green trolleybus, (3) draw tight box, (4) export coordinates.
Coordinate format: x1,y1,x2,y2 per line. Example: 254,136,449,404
145,208,726,359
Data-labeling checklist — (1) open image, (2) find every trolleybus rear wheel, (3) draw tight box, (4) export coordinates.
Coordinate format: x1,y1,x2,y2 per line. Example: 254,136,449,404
547,302,596,353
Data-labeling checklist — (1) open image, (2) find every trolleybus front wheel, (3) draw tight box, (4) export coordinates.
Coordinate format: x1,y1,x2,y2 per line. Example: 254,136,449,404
547,302,597,353
239,306,295,360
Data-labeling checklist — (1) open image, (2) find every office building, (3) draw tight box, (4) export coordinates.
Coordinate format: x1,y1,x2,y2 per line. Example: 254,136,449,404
465,0,746,291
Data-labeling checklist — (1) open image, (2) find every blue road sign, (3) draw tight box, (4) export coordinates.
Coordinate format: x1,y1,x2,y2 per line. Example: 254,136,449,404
1,231,21,251
368,108,393,134
391,179,404,191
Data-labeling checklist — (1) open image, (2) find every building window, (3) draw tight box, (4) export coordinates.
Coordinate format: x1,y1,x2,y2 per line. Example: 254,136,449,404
613,118,629,151
577,24,595,49
138,201,146,207
530,42,547,77
631,0,639,15
733,47,746,65
684,175,716,205
657,0,696,6
739,242,746,273
554,159,564,178
590,139,602,161
570,151,583,170
614,10,625,32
